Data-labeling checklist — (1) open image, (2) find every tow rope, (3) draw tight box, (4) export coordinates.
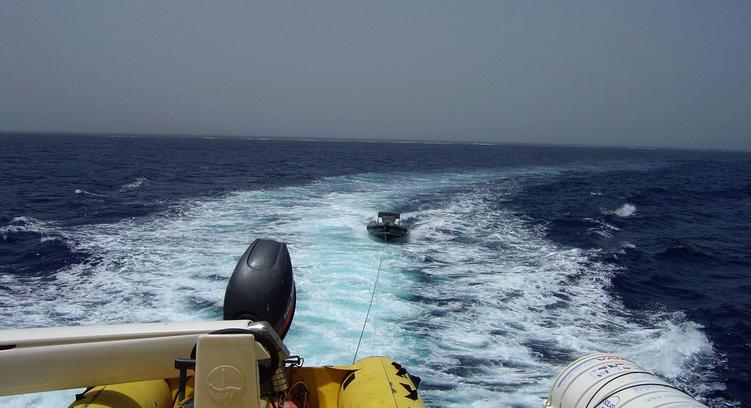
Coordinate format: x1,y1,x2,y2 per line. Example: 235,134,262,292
352,236,388,364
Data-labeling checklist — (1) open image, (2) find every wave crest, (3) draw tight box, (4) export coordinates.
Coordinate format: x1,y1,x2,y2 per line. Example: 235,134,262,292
614,203,636,217
74,189,107,197
119,177,147,192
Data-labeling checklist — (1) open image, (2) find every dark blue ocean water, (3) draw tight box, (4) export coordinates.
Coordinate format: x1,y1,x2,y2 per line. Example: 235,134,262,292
1,133,750,407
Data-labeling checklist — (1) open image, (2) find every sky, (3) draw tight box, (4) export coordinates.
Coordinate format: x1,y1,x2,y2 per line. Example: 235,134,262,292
1,1,750,150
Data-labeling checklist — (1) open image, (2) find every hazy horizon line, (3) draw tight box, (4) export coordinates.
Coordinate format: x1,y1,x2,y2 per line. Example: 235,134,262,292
2,130,749,154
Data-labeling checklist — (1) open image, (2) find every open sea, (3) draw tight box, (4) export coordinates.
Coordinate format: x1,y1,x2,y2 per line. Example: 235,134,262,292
1,133,750,407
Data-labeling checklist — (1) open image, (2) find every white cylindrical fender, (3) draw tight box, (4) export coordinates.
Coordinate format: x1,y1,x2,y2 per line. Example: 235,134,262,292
544,354,706,408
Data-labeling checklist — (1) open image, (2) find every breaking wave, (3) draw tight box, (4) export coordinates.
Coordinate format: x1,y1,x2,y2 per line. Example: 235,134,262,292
73,189,107,197
613,203,636,217
119,177,147,192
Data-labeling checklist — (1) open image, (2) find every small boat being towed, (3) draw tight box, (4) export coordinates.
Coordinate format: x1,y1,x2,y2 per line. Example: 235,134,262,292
367,211,408,241
0,239,425,408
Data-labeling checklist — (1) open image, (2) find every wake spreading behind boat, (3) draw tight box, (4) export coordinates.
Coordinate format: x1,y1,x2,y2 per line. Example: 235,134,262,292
367,211,409,241
0,239,708,407
0,239,424,408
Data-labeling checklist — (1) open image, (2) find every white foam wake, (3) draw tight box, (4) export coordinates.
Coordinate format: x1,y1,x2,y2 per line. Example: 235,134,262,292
391,185,717,406
0,170,722,407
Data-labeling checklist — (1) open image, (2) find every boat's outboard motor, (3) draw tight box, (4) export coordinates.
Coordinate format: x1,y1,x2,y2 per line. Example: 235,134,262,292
223,239,296,339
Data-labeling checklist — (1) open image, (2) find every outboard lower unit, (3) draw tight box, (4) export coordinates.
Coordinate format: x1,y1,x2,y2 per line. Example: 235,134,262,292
223,239,296,339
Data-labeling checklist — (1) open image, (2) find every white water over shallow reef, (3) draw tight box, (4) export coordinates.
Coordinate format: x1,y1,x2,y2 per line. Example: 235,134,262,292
0,169,721,407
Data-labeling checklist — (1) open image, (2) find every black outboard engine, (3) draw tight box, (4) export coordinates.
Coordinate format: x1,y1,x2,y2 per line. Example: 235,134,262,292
223,239,296,339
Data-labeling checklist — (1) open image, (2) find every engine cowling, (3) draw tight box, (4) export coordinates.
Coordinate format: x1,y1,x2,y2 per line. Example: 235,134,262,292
223,239,296,339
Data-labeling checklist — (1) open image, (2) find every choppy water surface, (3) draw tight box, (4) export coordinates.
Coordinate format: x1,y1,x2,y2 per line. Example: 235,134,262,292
1,134,749,407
